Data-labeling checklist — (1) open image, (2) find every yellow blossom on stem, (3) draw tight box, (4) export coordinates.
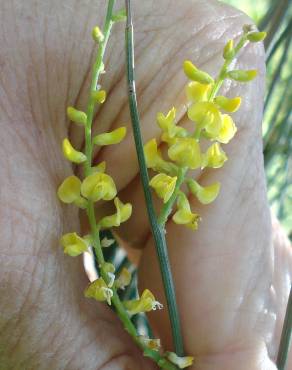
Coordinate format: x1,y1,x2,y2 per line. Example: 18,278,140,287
93,127,126,146
172,192,200,230
115,267,131,290
92,26,104,42
247,31,266,42
188,101,222,138
168,137,201,169
84,278,113,305
183,60,214,84
101,262,115,287
99,197,132,228
81,172,117,202
91,89,106,104
62,138,87,164
67,106,87,126
60,232,89,257
166,352,194,369
149,173,177,203
124,289,163,315
144,138,177,174
187,179,221,205
186,81,212,103
223,39,235,60
57,175,87,208
214,95,241,113
157,108,187,145
201,142,228,169
216,114,237,144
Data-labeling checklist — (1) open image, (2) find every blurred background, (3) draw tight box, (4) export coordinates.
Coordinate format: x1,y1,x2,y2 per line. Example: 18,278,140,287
223,0,292,238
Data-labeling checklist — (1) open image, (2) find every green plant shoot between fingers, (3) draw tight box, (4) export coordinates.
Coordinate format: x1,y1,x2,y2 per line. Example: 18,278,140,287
56,2,266,368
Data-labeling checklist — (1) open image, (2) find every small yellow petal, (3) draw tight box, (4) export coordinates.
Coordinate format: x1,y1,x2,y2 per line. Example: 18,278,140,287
216,114,237,144
62,138,87,164
99,197,132,228
67,106,87,126
186,81,212,103
92,161,106,173
223,39,235,60
228,69,257,82
166,352,194,369
91,89,106,104
144,139,178,174
201,143,227,169
124,289,163,315
115,268,132,290
84,278,113,305
183,60,214,84
57,175,81,204
61,232,89,256
168,138,201,169
172,193,200,230
93,127,126,146
187,179,221,205
188,101,222,138
149,173,177,203
157,107,176,133
92,26,104,42
214,96,241,113
81,173,117,202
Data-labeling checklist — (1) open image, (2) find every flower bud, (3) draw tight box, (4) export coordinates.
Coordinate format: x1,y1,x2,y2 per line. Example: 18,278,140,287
247,31,267,42
115,268,131,290
166,352,194,369
183,60,214,84
149,173,177,203
214,95,241,113
81,173,117,202
92,161,106,173
112,8,126,22
93,127,126,146
61,232,89,256
67,106,87,126
227,69,257,82
62,138,87,164
84,278,113,305
92,26,104,42
91,89,106,104
223,39,235,60
168,138,201,169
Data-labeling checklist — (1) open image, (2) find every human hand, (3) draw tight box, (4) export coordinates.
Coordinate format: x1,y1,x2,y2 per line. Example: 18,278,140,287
0,1,291,369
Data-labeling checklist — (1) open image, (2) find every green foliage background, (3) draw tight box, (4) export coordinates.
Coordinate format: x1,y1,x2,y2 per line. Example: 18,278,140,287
222,0,292,237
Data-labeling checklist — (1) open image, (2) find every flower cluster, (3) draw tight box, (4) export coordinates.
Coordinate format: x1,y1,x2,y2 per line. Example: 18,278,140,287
144,26,266,231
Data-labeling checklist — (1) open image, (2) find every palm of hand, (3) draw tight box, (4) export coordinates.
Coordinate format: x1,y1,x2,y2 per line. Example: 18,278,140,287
0,1,291,369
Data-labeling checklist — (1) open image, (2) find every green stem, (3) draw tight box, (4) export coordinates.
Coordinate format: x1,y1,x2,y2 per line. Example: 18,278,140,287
158,168,187,226
208,34,248,101
125,0,185,357
277,285,292,370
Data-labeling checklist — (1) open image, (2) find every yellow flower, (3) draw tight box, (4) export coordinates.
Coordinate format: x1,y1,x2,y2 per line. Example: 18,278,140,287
168,138,201,169
57,175,87,208
247,31,266,42
93,127,126,146
124,289,163,315
183,60,214,84
186,81,212,103
92,26,104,42
172,193,200,230
188,101,222,138
115,267,131,290
67,106,87,126
187,179,221,205
201,142,227,169
149,173,177,203
138,336,161,351
62,138,87,164
144,139,177,174
156,108,187,143
101,262,115,287
99,197,132,228
84,278,113,305
214,95,241,113
223,39,235,60
60,232,89,256
216,114,237,144
91,89,106,104
166,352,194,369
81,173,117,202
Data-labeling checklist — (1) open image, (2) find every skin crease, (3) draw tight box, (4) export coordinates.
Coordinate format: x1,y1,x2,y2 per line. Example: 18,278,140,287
0,0,291,369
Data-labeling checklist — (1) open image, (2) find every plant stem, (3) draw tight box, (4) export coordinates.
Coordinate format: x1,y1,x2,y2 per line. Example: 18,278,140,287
124,0,185,357
277,285,292,370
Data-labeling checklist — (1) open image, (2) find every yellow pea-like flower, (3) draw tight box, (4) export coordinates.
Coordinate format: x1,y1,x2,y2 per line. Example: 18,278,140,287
247,31,266,42
144,139,178,174
115,267,131,290
172,192,201,230
214,96,241,113
60,232,89,257
93,127,126,146
157,108,187,145
62,138,87,164
57,175,81,203
223,39,235,60
166,352,194,369
187,179,221,205
91,89,106,104
149,173,177,203
201,142,228,169
81,172,117,202
124,289,163,315
216,114,237,144
138,336,161,351
188,101,222,138
67,106,87,126
186,81,212,103
183,60,214,84
228,69,257,82
84,278,113,305
92,26,104,42
99,197,132,228
168,138,201,169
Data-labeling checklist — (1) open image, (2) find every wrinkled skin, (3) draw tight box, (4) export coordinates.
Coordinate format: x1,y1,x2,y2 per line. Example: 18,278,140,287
0,0,291,369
